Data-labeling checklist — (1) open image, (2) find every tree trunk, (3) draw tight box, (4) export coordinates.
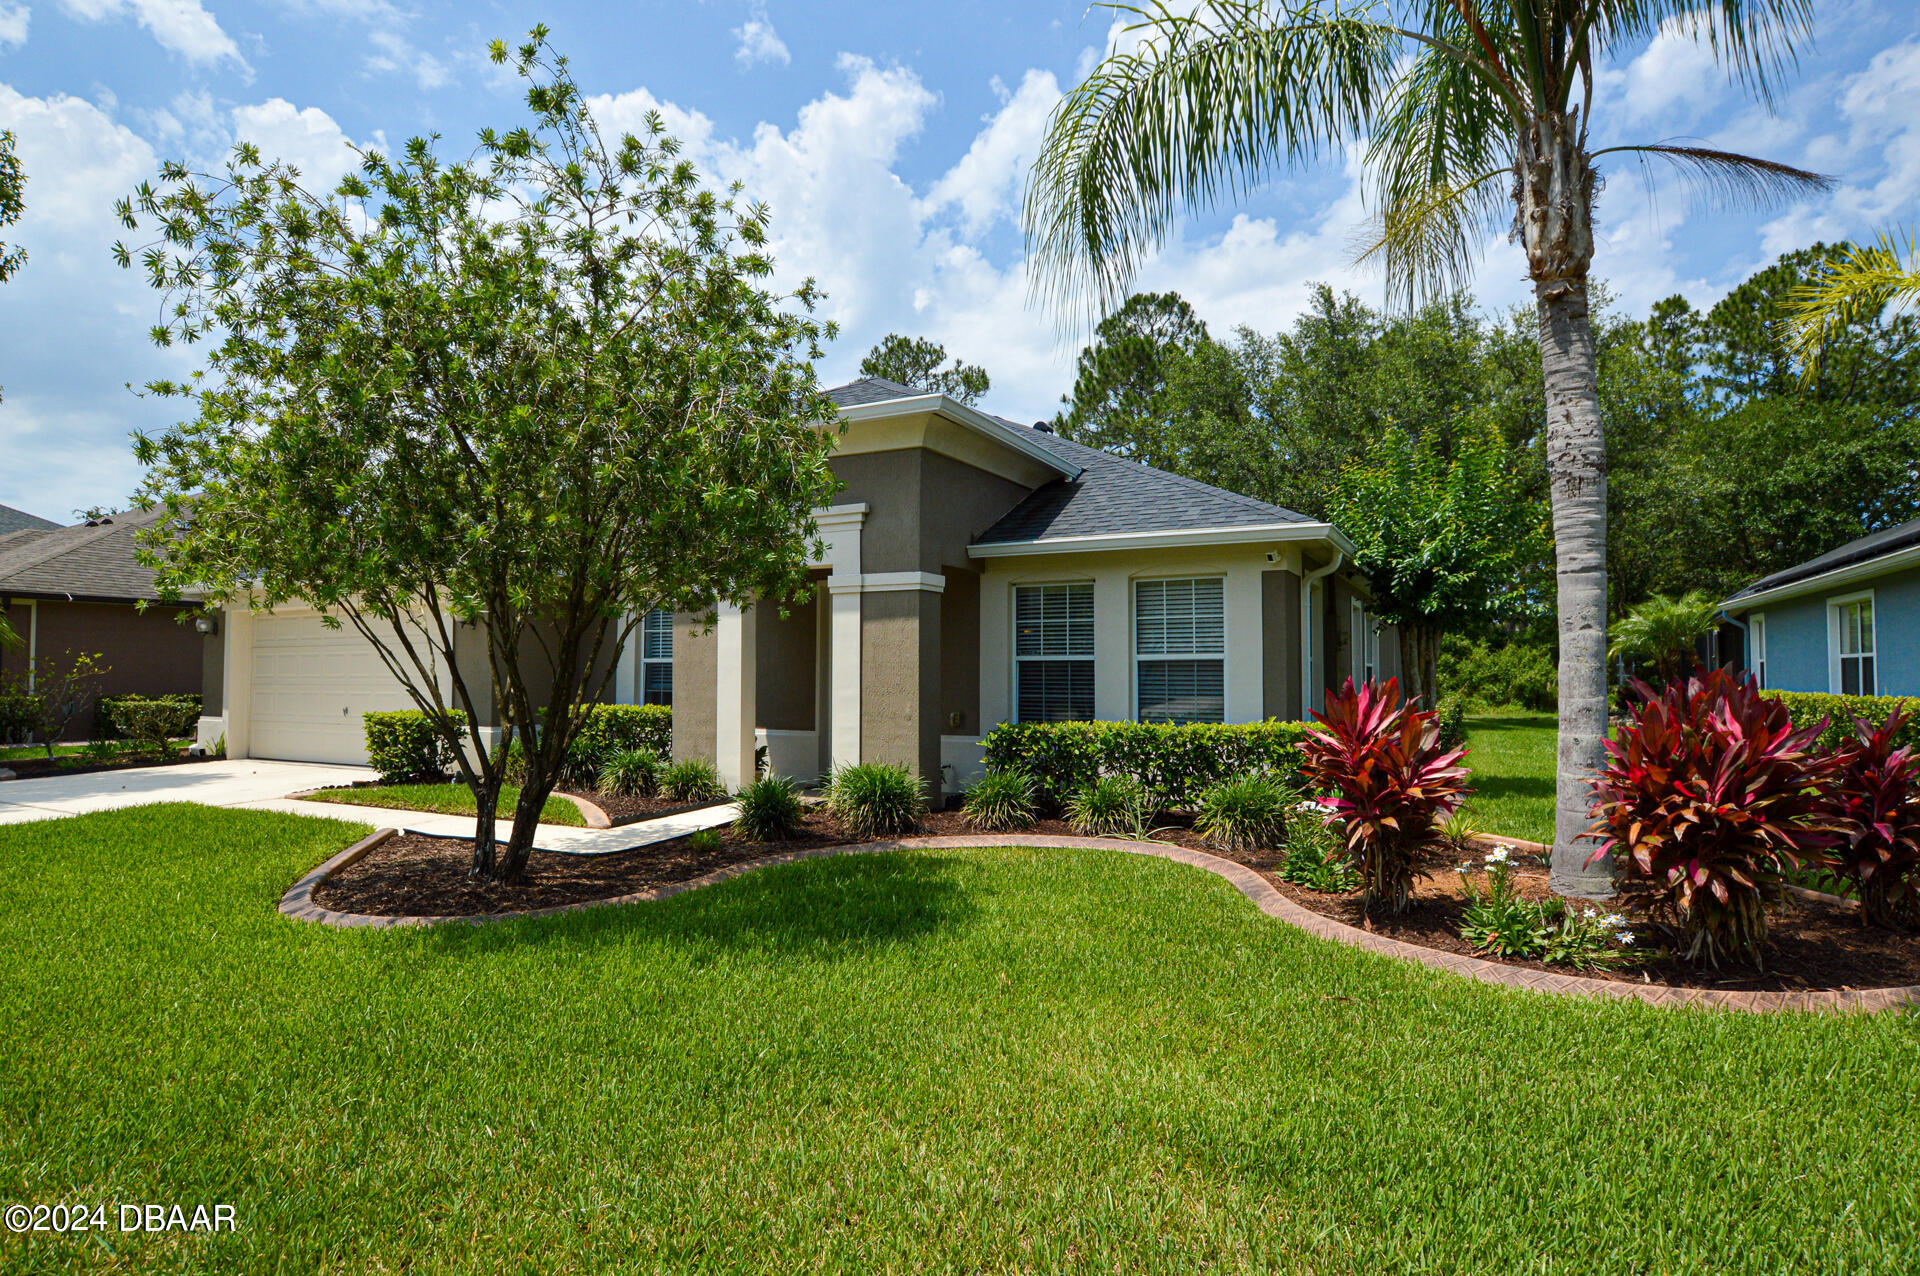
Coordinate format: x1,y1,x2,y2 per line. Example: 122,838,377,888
1400,623,1439,707
500,776,551,882
1515,112,1612,899
469,779,502,880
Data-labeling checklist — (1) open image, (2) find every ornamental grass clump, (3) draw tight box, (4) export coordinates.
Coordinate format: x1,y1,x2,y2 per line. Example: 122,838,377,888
1827,705,1920,929
662,757,726,803
1586,670,1836,968
962,769,1038,833
1065,775,1153,839
596,749,660,798
1301,677,1471,915
1193,773,1290,855
1456,845,1543,959
735,775,805,842
1278,799,1358,892
826,763,924,839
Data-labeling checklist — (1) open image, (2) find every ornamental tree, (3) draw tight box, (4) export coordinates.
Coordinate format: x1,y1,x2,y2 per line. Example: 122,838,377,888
116,30,841,882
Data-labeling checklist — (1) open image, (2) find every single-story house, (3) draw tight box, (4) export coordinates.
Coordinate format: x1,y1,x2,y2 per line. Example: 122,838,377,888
1721,516,1918,698
0,507,209,734
203,377,1400,792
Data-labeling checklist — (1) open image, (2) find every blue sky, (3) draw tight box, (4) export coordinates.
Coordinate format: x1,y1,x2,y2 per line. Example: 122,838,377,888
3,1,1919,520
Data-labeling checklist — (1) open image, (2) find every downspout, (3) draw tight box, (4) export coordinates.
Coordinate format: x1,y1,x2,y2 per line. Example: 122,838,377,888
1300,551,1343,719
25,599,37,695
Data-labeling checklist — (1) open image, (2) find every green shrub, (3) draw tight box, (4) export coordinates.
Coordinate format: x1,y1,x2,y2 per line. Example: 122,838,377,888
98,693,201,745
661,757,725,803
1193,773,1290,854
569,703,672,766
1456,846,1544,959
363,710,467,783
0,690,39,744
597,749,660,798
687,828,720,853
1437,636,1557,711
961,769,1037,832
1764,690,1920,754
826,763,923,838
1279,800,1359,892
1065,775,1153,839
1434,693,1468,751
979,719,1310,810
736,775,805,841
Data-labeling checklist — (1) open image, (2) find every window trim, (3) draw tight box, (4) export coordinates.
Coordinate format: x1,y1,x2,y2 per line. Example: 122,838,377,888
1828,590,1877,696
1349,598,1379,686
1748,611,1767,690
1013,579,1097,723
1131,573,1228,724
640,608,674,706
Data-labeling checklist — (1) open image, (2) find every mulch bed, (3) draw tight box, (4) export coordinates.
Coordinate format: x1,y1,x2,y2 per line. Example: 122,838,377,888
1,747,206,782
1260,851,1920,994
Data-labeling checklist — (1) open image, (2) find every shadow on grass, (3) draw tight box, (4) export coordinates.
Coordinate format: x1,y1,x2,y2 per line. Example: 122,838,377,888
1464,714,1557,733
1469,774,1556,802
424,850,981,961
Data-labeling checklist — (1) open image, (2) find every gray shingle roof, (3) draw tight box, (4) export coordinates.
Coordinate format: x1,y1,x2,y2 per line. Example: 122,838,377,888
0,503,58,537
0,507,174,603
1727,515,1920,603
819,377,1318,546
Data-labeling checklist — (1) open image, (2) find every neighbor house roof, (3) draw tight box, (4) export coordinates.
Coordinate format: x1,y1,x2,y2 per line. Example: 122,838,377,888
0,502,58,537
1724,515,1920,611
0,507,174,603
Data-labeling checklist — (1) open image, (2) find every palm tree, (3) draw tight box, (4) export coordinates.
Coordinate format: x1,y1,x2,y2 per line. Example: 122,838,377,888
1784,229,1920,373
1024,0,1830,896
1607,590,1719,688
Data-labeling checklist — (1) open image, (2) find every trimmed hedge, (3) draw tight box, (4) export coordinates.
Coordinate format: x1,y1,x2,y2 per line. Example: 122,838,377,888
363,710,469,783
570,703,672,764
979,719,1312,809
98,693,201,742
1764,691,1920,753
0,691,38,745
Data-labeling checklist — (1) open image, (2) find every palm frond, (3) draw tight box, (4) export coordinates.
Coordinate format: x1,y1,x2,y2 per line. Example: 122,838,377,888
1024,1,1400,325
1594,142,1832,212
1783,229,1920,374
1577,0,1815,108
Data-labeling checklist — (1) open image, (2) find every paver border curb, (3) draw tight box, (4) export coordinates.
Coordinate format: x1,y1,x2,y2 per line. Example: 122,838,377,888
276,832,1920,1013
553,792,612,829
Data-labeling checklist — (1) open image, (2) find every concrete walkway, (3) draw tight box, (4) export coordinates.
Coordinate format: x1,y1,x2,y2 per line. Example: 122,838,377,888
0,758,736,853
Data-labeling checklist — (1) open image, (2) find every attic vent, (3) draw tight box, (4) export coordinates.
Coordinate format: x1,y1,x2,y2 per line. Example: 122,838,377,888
1032,420,1055,434
86,516,114,527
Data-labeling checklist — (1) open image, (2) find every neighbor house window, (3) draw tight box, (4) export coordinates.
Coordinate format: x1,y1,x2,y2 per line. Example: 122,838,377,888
1016,583,1094,721
1135,576,1224,724
641,608,673,705
1832,595,1876,696
1350,599,1378,685
1749,613,1767,689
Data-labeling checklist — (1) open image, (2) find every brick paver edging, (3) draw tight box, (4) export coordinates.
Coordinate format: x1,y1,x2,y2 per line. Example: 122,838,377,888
277,831,1920,1012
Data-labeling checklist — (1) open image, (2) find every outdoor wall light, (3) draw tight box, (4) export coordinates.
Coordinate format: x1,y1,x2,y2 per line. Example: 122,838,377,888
194,615,218,636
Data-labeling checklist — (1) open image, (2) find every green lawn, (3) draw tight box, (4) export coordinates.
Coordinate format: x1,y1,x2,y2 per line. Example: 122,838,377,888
1459,710,1558,844
300,781,586,827
4,804,1918,1272
0,742,91,762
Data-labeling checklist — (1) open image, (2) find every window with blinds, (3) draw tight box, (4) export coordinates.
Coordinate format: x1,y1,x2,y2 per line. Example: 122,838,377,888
1135,577,1224,724
1015,583,1094,721
641,608,673,706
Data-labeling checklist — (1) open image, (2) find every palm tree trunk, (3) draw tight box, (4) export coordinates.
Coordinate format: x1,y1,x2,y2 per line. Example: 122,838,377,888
1536,280,1612,898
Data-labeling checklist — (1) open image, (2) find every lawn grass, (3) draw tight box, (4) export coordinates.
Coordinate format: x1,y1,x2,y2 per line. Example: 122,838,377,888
0,742,90,762
1459,710,1558,844
299,781,586,827
4,804,1919,1272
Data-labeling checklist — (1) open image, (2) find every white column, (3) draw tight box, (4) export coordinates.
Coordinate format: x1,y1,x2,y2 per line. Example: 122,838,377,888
714,601,757,790
827,580,862,771
1093,570,1130,721
1225,562,1263,723
613,609,637,705
224,607,255,760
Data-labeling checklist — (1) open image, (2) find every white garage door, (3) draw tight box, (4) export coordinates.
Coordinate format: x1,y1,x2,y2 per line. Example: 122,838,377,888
248,614,424,764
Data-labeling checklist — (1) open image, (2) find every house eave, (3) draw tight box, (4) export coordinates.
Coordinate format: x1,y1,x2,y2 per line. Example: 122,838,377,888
833,393,1082,481
967,521,1356,560
1721,542,1920,612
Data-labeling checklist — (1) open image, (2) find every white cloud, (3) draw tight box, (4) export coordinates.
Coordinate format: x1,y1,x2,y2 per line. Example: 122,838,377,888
732,10,789,69
1617,16,1725,122
364,27,450,90
57,0,245,70
0,4,28,47
229,98,366,186
921,70,1059,240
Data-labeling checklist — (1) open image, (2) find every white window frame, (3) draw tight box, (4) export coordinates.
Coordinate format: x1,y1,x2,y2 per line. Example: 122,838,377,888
640,608,673,706
1350,598,1379,685
1132,574,1227,724
1014,581,1096,723
1828,590,1877,696
1748,612,1767,690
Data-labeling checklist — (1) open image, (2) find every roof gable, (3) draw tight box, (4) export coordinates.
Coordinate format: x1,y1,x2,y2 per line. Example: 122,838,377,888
0,508,174,603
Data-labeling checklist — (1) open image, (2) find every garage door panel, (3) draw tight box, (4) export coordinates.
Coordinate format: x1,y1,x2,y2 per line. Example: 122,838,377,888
248,615,427,765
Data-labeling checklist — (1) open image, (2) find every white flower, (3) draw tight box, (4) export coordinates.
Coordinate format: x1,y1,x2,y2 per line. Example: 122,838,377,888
1599,913,1626,928
1616,931,1637,946
1485,846,1512,866
1454,863,1471,875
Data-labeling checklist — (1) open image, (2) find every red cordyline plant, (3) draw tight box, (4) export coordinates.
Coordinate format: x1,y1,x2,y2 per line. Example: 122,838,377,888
1585,670,1836,968
1828,706,1920,929
1301,677,1471,916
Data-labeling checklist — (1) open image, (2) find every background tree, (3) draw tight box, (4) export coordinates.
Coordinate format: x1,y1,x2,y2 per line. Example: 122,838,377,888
1024,0,1828,895
858,334,990,404
1607,591,1719,688
1327,424,1548,703
118,29,840,882
1054,290,1211,448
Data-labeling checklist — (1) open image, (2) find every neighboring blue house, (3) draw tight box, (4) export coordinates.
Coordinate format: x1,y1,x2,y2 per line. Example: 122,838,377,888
1721,518,1919,697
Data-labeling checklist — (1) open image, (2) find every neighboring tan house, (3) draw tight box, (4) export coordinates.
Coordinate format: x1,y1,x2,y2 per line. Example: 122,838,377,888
202,378,1398,789
0,507,209,734
1722,516,1918,698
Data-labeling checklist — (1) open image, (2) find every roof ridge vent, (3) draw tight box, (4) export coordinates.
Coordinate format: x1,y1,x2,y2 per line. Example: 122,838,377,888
1032,420,1054,433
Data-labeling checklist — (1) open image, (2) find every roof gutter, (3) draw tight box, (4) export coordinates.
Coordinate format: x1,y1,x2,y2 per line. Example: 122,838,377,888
968,521,1356,560
833,392,1083,481
1720,541,1920,613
